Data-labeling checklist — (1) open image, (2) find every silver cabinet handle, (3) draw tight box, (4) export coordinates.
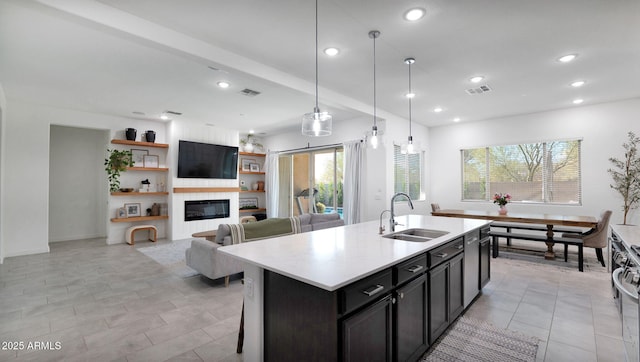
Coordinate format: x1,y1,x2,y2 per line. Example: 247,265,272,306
457,245,464,250
362,284,384,296
467,237,479,244
435,252,448,258
406,265,424,273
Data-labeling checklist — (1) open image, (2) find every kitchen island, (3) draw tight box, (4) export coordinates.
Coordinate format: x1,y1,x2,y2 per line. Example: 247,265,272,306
219,214,492,361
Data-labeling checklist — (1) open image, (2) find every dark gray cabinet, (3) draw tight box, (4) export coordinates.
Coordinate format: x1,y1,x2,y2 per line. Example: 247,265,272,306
395,274,428,361
342,295,393,361
428,238,465,344
480,237,491,288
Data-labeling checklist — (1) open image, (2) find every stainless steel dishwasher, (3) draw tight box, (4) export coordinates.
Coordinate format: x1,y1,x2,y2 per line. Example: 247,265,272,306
463,229,480,308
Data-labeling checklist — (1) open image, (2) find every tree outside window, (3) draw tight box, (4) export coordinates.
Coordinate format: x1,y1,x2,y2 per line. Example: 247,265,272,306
462,140,581,204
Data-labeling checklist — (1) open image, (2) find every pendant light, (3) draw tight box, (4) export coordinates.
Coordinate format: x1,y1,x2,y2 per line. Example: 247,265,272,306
368,30,382,149
402,57,420,154
301,0,332,136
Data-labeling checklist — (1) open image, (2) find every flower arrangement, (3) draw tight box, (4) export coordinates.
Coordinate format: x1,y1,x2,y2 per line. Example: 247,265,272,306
492,193,511,206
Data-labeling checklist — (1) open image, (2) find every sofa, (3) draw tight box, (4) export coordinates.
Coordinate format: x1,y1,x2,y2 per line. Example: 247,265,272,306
185,213,344,285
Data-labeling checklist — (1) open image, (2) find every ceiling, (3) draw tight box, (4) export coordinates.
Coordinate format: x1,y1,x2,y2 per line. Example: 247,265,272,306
1,0,639,135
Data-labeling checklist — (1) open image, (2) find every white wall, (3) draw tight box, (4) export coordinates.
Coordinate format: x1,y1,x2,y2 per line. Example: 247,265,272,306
168,120,239,240
1,100,168,256
263,115,430,222
0,84,5,263
429,98,640,225
49,125,107,242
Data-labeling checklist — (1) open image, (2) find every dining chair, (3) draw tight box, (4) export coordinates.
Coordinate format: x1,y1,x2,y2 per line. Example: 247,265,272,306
562,210,612,267
431,203,441,212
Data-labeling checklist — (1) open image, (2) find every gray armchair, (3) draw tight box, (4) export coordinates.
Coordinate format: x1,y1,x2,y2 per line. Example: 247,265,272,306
563,210,612,267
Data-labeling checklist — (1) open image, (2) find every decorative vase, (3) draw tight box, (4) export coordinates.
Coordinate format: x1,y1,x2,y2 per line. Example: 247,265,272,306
125,128,137,141
145,130,156,143
498,205,508,215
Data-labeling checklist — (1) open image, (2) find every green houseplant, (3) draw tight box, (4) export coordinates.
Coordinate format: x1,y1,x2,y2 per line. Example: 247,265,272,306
105,149,134,192
608,131,640,224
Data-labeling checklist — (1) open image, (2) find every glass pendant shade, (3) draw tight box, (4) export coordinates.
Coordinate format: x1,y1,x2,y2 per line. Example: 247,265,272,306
401,136,420,154
302,107,332,136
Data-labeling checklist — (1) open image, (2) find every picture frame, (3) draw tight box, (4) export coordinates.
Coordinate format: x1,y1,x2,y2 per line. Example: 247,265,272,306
116,207,126,219
131,149,148,167
241,158,255,171
250,163,260,172
124,203,141,217
143,154,159,168
239,198,258,209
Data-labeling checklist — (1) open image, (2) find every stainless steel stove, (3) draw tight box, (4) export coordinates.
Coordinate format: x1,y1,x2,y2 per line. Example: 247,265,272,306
611,226,640,362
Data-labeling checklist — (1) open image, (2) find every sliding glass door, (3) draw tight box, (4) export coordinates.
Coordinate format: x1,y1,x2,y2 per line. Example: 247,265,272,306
278,147,343,217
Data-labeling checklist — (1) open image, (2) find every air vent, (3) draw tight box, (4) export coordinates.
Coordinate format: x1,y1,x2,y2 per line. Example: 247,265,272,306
240,88,261,97
166,110,182,115
465,84,492,95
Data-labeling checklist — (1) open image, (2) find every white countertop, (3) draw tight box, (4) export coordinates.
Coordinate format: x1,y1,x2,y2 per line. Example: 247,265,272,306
219,214,491,291
611,224,640,248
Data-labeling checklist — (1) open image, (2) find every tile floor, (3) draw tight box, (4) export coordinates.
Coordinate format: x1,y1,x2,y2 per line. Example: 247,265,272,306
0,238,625,361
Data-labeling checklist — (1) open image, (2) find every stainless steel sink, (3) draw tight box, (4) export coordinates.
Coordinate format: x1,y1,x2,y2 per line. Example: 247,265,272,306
383,228,449,242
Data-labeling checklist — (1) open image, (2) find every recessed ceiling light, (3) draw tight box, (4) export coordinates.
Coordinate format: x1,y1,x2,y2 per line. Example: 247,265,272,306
217,81,230,88
404,7,426,21
324,47,339,56
405,92,415,99
249,129,255,134
558,54,577,63
434,107,443,113
570,80,586,87
160,112,169,120
470,76,484,83
453,117,461,122
573,98,584,104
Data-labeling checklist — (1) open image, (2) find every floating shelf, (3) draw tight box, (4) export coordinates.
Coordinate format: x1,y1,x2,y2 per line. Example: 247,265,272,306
239,152,266,157
240,190,265,193
173,187,241,193
126,167,169,171
111,139,169,148
239,171,265,175
239,208,267,213
110,192,169,196
110,215,169,223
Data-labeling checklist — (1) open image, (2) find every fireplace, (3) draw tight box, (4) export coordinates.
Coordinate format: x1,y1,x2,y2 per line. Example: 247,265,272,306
185,199,230,221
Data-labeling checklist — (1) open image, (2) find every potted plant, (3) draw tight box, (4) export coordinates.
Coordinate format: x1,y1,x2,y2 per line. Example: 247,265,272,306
609,131,640,225
240,134,264,153
105,149,134,192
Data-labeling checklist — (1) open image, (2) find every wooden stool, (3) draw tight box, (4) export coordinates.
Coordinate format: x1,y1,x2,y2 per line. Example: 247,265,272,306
126,225,157,245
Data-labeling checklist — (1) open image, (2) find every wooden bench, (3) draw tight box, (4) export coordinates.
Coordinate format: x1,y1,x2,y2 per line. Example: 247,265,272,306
488,230,584,272
126,225,157,245
490,221,583,246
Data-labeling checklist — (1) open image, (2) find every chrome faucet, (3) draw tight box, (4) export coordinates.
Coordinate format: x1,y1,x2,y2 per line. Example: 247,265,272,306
379,210,391,234
390,192,414,232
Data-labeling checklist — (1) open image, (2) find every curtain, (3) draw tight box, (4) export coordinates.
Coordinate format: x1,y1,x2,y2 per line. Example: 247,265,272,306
265,151,279,218
343,140,363,224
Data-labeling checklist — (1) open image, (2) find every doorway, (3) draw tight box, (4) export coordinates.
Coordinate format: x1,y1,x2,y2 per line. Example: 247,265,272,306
278,147,343,217
49,125,108,242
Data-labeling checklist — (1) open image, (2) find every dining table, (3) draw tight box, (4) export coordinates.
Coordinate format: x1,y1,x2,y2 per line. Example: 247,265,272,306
431,209,598,259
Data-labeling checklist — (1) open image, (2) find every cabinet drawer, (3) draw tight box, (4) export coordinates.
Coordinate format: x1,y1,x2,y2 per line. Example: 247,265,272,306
394,253,427,286
341,269,392,315
428,237,463,268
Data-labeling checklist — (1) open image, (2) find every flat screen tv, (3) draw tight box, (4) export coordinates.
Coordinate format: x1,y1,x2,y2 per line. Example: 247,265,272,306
178,140,238,179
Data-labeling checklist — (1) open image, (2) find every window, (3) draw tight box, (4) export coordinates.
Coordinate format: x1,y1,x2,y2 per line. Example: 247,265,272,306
394,144,423,200
462,139,581,204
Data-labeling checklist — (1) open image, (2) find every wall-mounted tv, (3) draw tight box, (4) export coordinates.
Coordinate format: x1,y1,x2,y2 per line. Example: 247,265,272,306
177,140,238,179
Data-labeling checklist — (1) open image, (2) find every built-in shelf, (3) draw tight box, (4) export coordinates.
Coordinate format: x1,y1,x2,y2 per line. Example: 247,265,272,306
240,190,265,193
110,215,169,222
111,192,169,196
239,171,265,175
173,187,241,193
239,152,266,157
239,208,267,213
111,139,169,148
127,167,169,171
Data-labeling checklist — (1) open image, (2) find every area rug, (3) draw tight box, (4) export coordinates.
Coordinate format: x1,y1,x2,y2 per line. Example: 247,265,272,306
422,316,538,362
136,239,199,278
